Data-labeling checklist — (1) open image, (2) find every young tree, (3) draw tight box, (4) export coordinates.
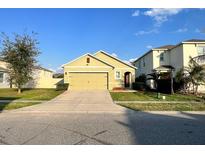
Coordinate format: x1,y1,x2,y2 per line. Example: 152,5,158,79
147,71,161,98
175,57,205,94
0,32,40,93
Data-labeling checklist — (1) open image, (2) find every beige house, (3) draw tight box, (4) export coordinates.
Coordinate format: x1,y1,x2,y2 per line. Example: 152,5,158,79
133,39,205,91
0,59,62,89
62,50,136,90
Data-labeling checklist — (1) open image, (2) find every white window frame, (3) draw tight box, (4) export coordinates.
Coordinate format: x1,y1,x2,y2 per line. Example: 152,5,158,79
0,72,4,83
197,46,205,56
115,71,121,80
160,53,164,61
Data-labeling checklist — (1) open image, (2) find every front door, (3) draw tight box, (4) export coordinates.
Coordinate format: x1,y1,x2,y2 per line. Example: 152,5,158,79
124,73,130,88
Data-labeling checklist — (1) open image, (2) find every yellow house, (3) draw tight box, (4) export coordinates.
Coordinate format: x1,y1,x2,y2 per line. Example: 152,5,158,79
62,50,136,90
0,59,62,89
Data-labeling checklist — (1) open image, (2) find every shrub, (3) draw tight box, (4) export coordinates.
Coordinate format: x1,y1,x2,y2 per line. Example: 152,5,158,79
135,74,147,83
132,82,146,91
56,83,69,90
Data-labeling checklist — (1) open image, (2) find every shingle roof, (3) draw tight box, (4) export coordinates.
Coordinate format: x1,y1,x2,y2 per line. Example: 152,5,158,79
154,45,176,50
183,39,205,42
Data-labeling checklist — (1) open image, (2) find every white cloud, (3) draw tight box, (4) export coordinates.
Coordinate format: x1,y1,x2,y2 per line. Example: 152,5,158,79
144,8,183,27
146,45,153,49
135,29,158,36
123,60,132,65
175,28,188,33
111,53,118,57
129,58,138,62
132,10,140,16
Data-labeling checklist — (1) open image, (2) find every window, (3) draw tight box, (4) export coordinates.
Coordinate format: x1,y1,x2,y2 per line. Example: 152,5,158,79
115,71,121,79
143,58,145,67
0,73,3,83
138,60,141,69
160,53,164,61
87,57,90,63
197,46,205,56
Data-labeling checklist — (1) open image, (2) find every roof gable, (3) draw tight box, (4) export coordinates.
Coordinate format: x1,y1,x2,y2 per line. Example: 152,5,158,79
94,50,136,69
62,53,114,68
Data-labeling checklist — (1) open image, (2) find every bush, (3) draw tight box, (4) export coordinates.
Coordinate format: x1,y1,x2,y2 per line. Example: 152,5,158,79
56,83,69,90
132,82,146,91
135,74,147,83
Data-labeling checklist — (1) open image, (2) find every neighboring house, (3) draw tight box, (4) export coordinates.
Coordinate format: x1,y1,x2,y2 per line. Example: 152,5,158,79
62,50,136,90
0,59,62,89
133,39,205,91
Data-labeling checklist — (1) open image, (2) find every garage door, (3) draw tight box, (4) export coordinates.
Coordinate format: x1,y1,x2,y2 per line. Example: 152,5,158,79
69,72,108,90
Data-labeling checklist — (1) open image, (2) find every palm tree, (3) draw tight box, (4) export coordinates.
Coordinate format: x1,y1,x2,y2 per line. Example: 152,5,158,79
147,71,161,98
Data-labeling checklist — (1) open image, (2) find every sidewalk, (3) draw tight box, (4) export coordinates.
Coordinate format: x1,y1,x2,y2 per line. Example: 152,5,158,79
0,100,46,103
115,101,204,104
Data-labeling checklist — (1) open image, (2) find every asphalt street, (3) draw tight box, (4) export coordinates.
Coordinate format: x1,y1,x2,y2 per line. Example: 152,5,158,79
0,111,205,144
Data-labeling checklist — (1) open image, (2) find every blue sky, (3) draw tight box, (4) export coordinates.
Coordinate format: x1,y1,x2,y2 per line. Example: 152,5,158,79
0,8,205,72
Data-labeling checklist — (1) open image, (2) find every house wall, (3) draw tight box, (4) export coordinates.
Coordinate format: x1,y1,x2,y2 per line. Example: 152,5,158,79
0,60,59,89
169,45,184,76
94,52,136,89
64,53,136,90
134,42,205,92
182,43,205,67
63,54,113,90
182,43,205,93
134,51,153,77
153,50,170,68
0,72,10,88
24,69,62,89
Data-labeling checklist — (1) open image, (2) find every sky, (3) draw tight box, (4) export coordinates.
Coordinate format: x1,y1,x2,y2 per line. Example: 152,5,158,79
0,8,205,72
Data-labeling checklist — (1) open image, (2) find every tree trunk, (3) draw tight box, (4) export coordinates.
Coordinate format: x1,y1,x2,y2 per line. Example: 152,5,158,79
195,85,198,95
9,78,13,88
192,82,195,94
170,70,174,94
18,88,21,94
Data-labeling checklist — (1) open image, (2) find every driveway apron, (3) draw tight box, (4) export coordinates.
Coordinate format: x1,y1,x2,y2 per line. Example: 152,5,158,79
11,90,126,113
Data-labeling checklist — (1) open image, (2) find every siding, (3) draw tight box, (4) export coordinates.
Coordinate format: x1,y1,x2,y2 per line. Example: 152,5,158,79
169,45,184,75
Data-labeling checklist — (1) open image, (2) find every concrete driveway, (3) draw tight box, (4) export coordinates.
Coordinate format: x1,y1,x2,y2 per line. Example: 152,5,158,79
11,90,125,113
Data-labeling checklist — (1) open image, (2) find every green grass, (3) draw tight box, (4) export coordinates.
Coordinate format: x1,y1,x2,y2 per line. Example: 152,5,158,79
0,102,41,111
110,91,204,102
118,103,205,111
0,88,65,100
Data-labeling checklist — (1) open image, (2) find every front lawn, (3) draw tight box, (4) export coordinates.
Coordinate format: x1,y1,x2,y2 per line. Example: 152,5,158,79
0,102,41,111
0,88,65,100
119,103,205,111
110,91,204,102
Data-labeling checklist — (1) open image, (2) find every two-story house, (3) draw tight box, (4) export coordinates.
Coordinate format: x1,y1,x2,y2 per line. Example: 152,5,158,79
133,39,205,91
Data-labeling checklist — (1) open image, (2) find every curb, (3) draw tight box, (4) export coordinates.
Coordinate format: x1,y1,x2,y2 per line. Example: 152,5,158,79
115,101,204,104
